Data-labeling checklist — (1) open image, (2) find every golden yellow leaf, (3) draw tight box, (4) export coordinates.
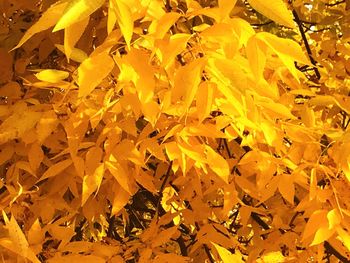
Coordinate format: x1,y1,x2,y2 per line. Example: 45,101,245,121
148,12,181,39
196,82,214,123
111,182,130,215
256,32,310,79
53,0,105,32
205,145,230,183
110,0,133,48
78,51,115,97
336,227,350,251
246,36,266,79
247,0,295,28
173,58,206,109
35,69,69,83
64,17,89,62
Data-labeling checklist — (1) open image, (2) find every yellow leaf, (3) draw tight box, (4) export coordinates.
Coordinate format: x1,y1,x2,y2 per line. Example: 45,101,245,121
336,227,350,251
151,226,178,248
78,51,115,97
28,142,44,171
247,0,295,28
149,12,181,39
106,161,133,194
0,103,42,145
28,219,44,246
35,69,69,83
327,209,341,229
107,0,117,34
218,0,238,19
56,44,88,63
12,2,68,50
64,17,89,62
246,36,266,79
205,145,230,183
1,212,40,263
302,210,328,242
53,0,105,32
39,159,73,182
256,251,286,263
36,110,58,143
196,82,214,123
111,182,130,215
278,174,295,204
173,58,206,109
257,99,295,119
82,163,104,206
212,242,243,262
256,32,310,79
134,169,158,193
111,0,133,48
0,145,14,166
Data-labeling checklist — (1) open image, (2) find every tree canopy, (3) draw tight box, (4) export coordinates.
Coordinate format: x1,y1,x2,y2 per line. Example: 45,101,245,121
0,0,350,262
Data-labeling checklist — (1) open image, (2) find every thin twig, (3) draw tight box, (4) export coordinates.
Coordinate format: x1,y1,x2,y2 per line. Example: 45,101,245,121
292,10,321,80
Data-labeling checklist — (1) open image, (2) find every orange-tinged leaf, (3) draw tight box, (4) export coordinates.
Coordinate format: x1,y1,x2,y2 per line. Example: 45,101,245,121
78,51,115,97
134,169,158,194
12,2,68,50
35,69,69,83
1,211,40,263
0,145,14,166
106,161,133,194
302,209,328,242
111,183,130,215
53,0,105,32
82,163,104,206
36,110,58,143
39,159,73,182
151,226,178,248
247,0,295,28
206,145,230,183
28,219,44,246
0,104,42,145
28,142,44,171
212,242,243,262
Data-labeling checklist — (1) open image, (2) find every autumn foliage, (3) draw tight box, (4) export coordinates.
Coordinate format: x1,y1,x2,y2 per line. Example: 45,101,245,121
1,0,350,262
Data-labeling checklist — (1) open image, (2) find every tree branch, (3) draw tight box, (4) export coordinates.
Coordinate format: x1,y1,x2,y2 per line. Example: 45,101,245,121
292,10,321,80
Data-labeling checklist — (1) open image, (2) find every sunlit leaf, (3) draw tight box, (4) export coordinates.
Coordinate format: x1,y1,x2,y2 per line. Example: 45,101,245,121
53,0,105,32
247,0,295,28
